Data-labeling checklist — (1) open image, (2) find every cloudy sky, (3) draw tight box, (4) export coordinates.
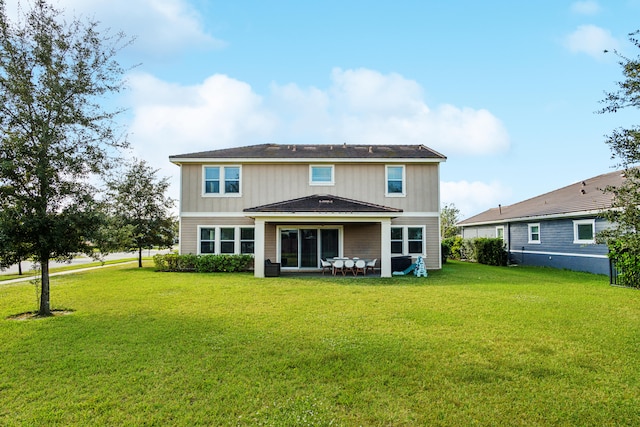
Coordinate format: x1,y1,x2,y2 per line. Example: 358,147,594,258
6,0,639,218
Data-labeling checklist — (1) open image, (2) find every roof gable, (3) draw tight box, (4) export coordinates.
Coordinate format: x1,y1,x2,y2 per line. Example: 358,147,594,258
244,194,403,213
170,143,446,162
458,170,624,225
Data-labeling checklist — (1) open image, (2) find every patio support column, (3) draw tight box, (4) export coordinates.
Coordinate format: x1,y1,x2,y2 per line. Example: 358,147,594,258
254,218,265,278
380,218,392,277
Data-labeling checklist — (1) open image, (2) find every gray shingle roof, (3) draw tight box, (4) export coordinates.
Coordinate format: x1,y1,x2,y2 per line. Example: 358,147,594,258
170,143,446,161
244,194,403,213
458,170,624,226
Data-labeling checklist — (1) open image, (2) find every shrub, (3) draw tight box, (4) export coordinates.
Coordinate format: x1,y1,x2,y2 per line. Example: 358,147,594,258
460,238,477,262
442,236,463,262
154,254,253,273
474,238,508,266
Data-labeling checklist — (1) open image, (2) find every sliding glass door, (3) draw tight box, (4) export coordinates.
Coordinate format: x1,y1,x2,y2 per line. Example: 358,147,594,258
280,227,339,268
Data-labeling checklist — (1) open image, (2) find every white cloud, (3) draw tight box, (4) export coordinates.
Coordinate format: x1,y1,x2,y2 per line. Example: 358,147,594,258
269,68,510,154
564,25,618,59
127,67,510,202
570,1,601,15
441,180,512,219
5,0,224,58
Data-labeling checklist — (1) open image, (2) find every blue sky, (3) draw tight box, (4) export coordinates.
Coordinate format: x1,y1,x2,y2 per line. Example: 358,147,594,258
7,0,640,218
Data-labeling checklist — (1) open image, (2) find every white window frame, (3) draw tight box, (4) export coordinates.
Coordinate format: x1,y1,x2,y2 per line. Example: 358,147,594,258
385,165,406,197
199,227,216,254
202,165,242,197
573,219,596,244
528,223,541,244
390,225,425,256
496,226,505,241
309,165,335,186
197,225,255,255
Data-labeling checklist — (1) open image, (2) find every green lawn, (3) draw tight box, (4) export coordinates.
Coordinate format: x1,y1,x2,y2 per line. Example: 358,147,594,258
1,261,639,426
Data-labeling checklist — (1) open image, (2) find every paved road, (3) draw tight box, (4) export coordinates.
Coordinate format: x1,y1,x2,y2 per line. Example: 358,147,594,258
0,249,174,276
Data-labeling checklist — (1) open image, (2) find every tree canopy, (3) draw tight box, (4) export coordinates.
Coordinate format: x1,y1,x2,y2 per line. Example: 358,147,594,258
0,0,131,315
104,159,176,268
598,30,640,287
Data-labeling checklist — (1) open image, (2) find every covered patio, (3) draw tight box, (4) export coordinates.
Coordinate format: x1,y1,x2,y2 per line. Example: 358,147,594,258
244,194,402,278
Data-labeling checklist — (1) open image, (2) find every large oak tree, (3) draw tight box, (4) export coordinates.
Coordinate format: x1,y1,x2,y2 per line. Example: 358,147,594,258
0,0,131,315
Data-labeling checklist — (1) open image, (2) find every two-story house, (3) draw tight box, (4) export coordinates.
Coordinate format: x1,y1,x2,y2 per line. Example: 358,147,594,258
169,143,446,277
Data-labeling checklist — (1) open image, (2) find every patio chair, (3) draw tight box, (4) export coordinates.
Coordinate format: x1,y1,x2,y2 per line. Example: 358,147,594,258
365,259,377,275
354,259,366,276
344,259,355,276
332,259,344,276
320,259,332,275
264,259,281,277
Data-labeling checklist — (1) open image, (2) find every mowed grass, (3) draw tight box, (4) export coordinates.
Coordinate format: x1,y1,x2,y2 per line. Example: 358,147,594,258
1,261,639,426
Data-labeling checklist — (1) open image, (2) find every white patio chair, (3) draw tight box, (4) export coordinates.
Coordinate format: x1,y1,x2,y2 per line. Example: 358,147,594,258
354,259,366,276
344,259,355,276
365,259,377,275
320,259,332,275
332,259,344,276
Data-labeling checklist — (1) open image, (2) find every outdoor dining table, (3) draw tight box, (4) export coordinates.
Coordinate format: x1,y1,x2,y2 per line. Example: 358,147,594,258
327,257,368,276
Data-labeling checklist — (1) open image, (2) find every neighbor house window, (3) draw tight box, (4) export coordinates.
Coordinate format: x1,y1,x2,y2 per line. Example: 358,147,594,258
200,228,215,254
573,219,595,244
528,223,540,244
391,226,425,255
386,165,405,196
496,226,505,241
310,165,334,185
198,226,254,255
203,166,241,195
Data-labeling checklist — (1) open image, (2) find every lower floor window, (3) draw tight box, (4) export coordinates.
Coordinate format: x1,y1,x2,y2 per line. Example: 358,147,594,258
199,226,255,255
391,226,425,255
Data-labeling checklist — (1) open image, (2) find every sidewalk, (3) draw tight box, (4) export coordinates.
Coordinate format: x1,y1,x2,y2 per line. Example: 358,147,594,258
0,249,173,285
1,260,139,285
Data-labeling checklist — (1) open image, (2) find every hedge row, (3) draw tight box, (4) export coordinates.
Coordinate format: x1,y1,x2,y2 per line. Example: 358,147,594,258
153,253,253,272
442,237,507,267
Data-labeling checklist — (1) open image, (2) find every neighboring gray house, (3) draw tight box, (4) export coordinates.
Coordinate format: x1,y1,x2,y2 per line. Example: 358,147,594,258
169,143,447,277
457,170,624,275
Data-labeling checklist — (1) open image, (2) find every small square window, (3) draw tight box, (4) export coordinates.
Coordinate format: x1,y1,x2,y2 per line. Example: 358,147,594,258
310,165,334,185
574,220,595,244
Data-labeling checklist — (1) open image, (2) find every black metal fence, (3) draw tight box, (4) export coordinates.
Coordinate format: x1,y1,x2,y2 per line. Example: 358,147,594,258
609,260,640,288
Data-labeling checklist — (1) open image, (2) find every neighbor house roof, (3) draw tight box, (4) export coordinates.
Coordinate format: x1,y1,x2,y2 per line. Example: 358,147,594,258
458,170,624,226
244,194,403,214
170,143,446,163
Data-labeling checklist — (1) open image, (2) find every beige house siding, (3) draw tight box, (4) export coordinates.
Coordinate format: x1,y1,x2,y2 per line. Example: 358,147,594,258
343,223,381,261
179,162,440,213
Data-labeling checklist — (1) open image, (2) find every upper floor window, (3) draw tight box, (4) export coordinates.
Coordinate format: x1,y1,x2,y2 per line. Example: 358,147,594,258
528,223,540,244
386,165,405,196
204,166,241,196
309,165,334,185
573,219,595,244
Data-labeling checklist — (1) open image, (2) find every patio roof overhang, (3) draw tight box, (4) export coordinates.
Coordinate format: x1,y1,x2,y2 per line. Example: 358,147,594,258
243,194,402,221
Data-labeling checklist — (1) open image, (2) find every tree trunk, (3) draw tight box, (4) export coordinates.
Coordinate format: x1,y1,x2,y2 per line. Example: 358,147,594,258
38,256,52,316
18,261,22,275
138,247,143,268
